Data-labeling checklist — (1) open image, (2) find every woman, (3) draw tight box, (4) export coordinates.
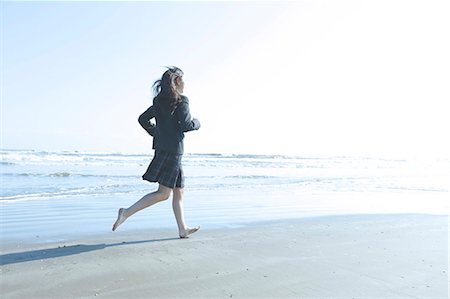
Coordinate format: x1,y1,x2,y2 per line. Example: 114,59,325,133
112,67,201,238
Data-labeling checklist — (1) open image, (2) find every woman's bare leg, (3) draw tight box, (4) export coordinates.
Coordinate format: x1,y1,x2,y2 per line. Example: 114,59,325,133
173,187,200,238
172,188,187,232
112,184,172,231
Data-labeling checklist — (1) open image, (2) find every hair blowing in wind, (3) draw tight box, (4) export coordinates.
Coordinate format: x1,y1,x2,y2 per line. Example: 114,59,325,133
152,66,184,109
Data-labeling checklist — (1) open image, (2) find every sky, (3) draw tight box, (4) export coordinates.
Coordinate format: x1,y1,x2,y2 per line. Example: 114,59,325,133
2,0,449,158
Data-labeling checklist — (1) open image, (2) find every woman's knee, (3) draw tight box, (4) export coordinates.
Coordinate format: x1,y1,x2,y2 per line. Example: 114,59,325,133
173,187,184,200
157,185,172,201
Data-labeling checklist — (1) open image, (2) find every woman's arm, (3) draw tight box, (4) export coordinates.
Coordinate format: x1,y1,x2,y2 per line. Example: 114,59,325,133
176,97,201,132
138,106,156,136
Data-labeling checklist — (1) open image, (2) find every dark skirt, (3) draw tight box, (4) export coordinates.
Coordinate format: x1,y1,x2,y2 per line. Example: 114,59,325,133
142,150,184,188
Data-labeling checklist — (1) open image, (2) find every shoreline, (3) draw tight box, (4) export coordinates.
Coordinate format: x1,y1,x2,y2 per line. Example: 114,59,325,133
1,213,448,298
1,210,447,249
2,188,449,247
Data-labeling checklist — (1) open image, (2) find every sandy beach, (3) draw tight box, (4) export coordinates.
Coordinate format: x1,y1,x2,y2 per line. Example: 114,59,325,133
1,214,448,298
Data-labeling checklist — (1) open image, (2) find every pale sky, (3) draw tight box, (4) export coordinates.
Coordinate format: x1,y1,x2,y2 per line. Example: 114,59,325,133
2,1,449,158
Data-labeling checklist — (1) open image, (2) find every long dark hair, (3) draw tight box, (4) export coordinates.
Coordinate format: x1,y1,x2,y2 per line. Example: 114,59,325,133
152,66,184,110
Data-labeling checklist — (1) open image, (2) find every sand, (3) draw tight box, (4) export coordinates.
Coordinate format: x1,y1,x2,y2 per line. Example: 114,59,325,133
1,214,448,298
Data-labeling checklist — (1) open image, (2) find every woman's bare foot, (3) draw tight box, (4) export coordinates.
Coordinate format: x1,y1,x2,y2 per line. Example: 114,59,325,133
179,226,200,239
112,208,127,231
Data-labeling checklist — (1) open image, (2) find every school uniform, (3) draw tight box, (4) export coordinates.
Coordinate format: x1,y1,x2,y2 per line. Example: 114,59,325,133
138,95,200,188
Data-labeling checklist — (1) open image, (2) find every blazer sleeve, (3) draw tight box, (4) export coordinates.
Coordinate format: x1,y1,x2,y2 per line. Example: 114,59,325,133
138,106,156,136
176,97,201,132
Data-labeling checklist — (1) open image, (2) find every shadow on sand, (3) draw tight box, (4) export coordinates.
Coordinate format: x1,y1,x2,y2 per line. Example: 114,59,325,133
0,237,179,266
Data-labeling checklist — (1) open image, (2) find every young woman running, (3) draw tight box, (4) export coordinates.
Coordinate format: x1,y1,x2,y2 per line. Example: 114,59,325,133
112,67,201,238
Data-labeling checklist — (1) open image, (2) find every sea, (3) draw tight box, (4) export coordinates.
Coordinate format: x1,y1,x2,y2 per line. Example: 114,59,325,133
1,149,449,244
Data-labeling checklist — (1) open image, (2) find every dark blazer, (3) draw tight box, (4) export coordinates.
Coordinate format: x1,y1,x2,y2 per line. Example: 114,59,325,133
138,95,200,155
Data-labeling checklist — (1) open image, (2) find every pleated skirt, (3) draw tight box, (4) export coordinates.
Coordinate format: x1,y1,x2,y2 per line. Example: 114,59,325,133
142,150,184,188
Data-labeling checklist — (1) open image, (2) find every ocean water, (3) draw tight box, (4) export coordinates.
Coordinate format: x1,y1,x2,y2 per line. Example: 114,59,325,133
1,149,449,244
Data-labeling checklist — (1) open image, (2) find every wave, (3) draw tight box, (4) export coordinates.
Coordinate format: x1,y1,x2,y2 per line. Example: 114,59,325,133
0,149,360,165
2,149,427,169
1,172,140,179
2,150,324,169
223,175,280,179
2,149,448,203
1,149,151,166
0,184,138,202
49,172,71,177
185,153,323,160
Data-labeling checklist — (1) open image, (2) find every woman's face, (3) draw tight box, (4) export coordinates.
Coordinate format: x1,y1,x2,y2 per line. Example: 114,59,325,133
176,76,184,94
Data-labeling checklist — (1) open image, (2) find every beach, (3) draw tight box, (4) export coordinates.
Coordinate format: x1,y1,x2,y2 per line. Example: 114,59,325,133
1,150,449,297
1,214,448,298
